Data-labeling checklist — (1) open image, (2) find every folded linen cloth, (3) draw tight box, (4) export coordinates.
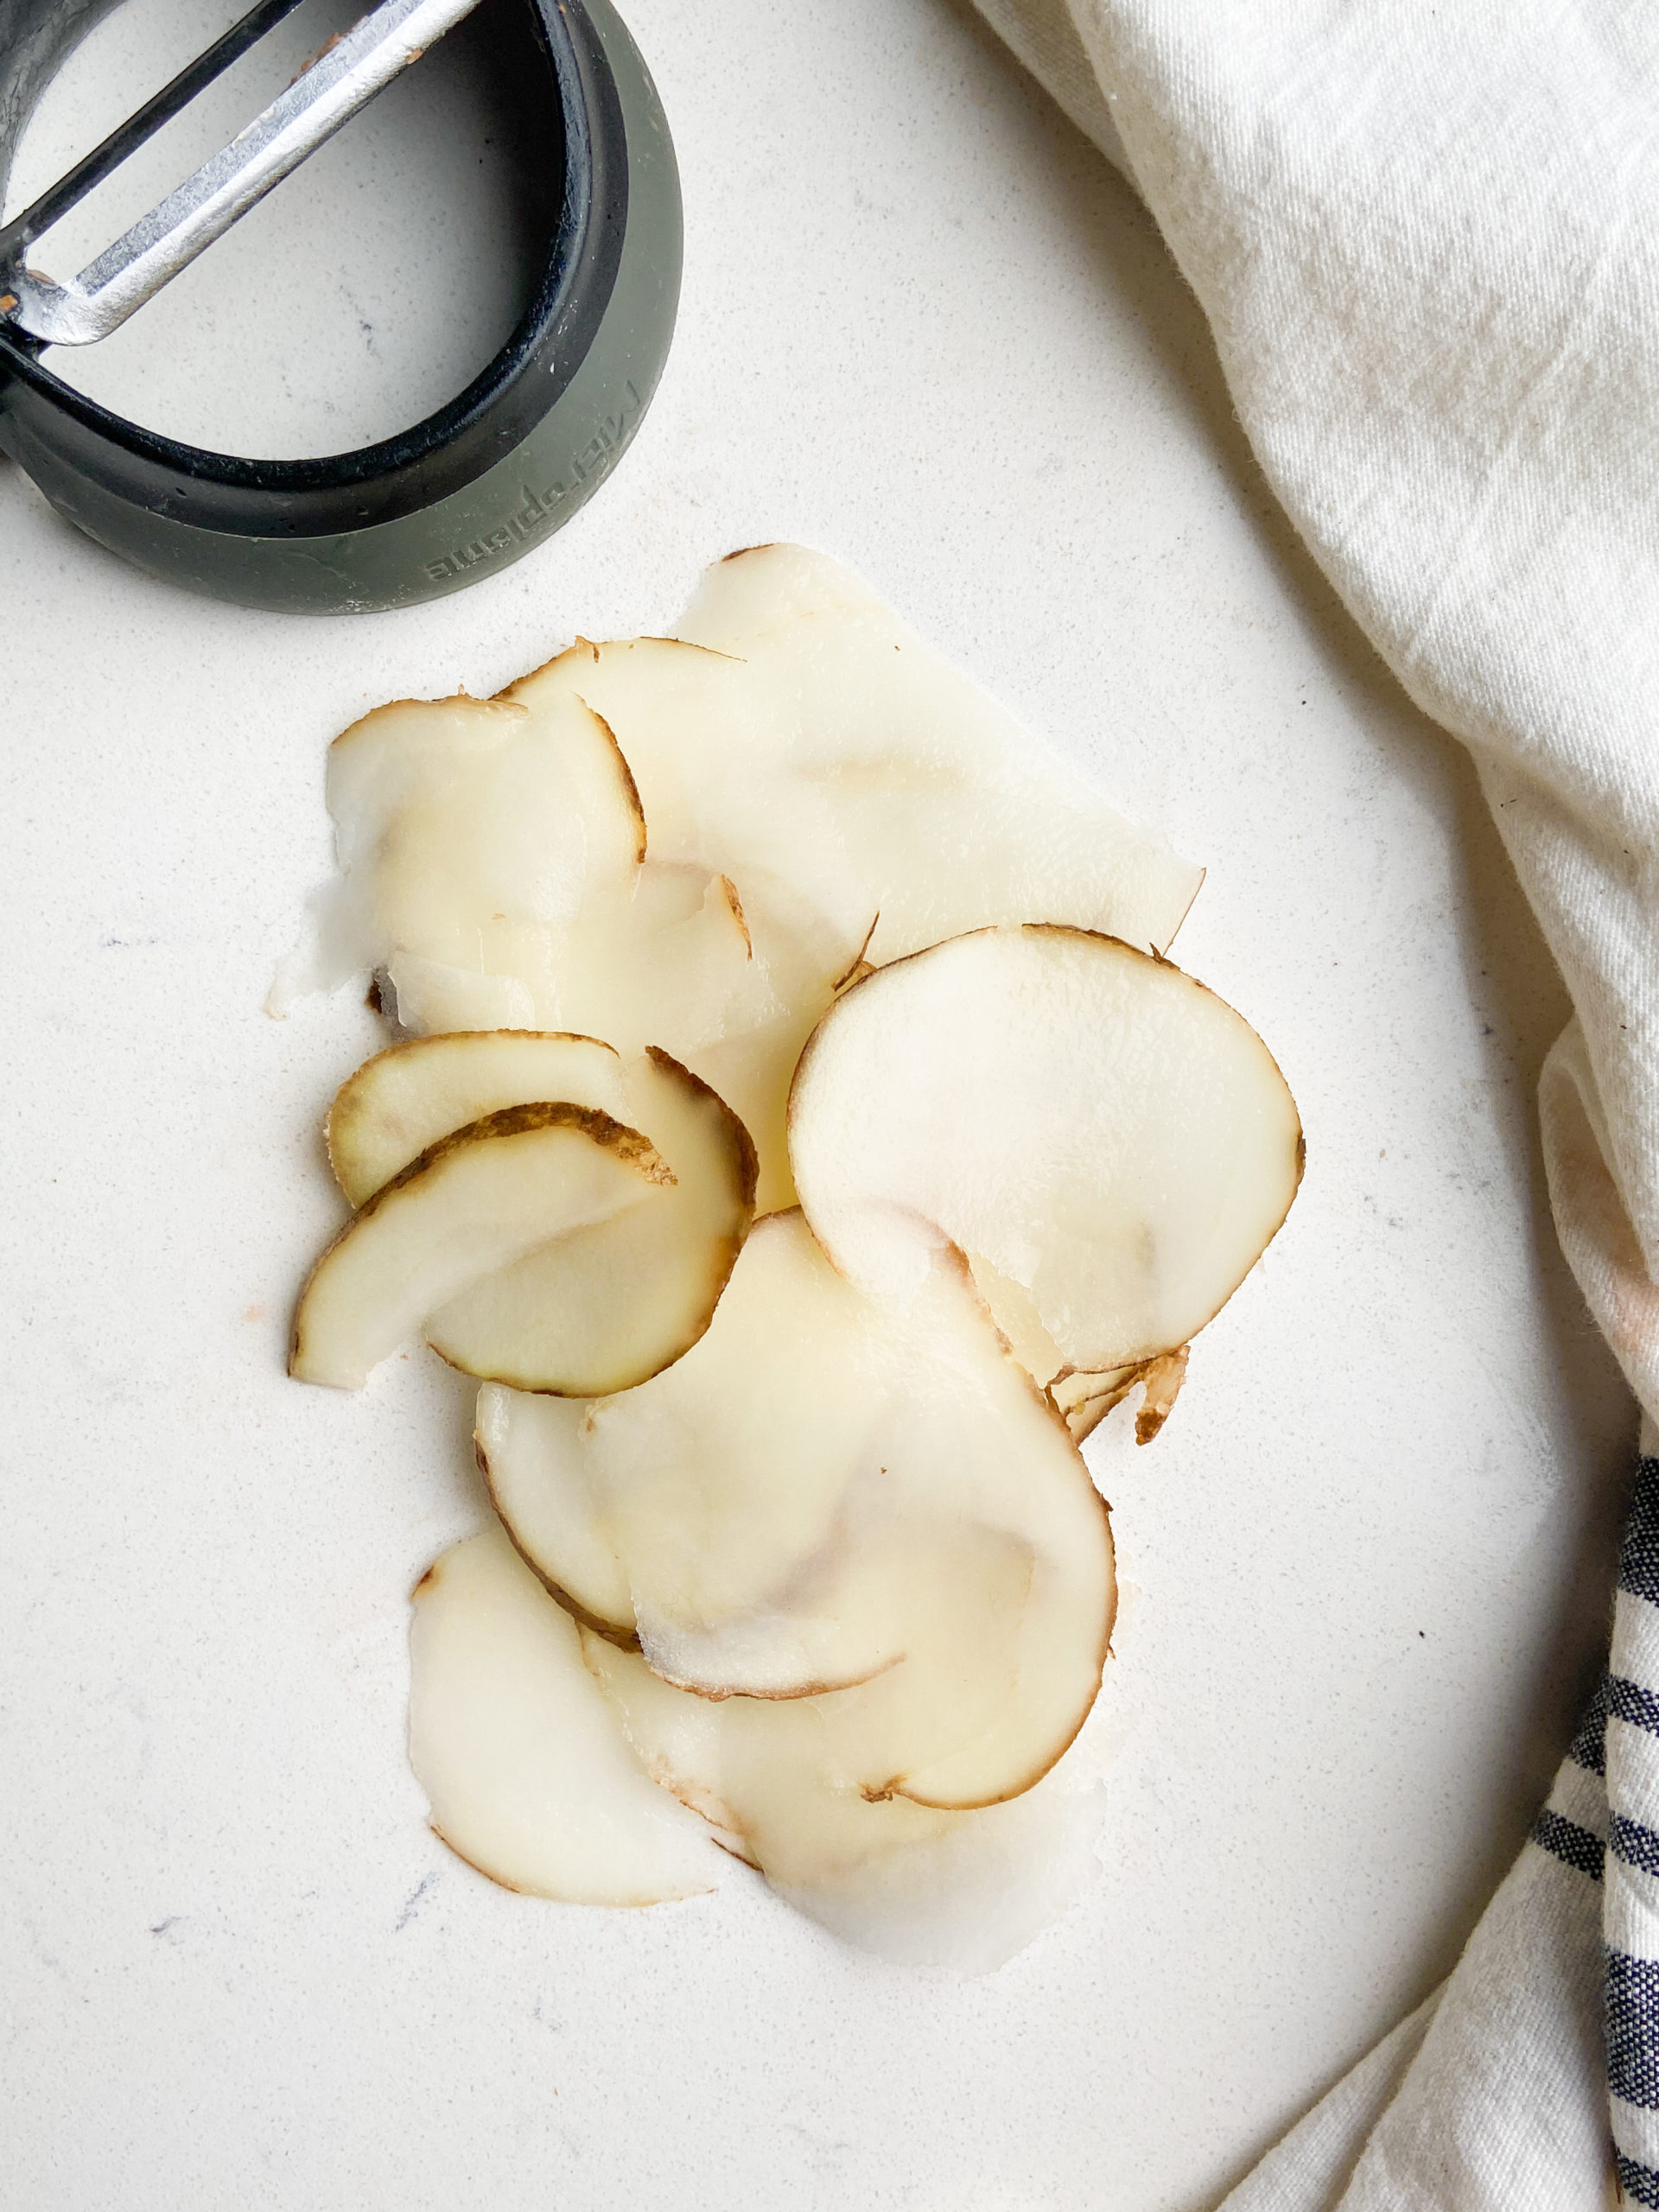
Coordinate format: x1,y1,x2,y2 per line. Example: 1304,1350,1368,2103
965,3,1659,2204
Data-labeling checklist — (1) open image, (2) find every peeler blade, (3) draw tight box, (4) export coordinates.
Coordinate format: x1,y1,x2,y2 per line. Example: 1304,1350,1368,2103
0,0,487,347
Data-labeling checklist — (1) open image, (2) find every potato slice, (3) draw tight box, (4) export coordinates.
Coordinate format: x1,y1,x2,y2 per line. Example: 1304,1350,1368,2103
423,1049,756,1395
790,925,1302,1376
671,543,1204,965
511,553,1202,970
486,1212,1113,1805
475,1211,876,1672
289,1103,671,1389
308,689,645,997
327,1031,629,1206
409,1530,722,1904
277,677,773,1079
515,1213,896,1693
582,1634,1106,1967
475,1389,637,1642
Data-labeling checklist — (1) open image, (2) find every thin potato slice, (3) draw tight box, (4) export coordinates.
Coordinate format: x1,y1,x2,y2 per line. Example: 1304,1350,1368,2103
306,689,645,1002
510,556,1202,969
489,1213,1114,1806
582,1633,1107,1967
424,1051,757,1395
790,925,1302,1376
481,1215,895,1693
289,1103,670,1389
273,675,774,1079
475,1389,637,1641
327,1031,629,1206
671,544,1204,965
410,1531,721,1904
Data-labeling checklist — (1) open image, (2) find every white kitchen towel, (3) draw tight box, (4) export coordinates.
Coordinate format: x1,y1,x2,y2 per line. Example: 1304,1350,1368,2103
964,3,1659,2205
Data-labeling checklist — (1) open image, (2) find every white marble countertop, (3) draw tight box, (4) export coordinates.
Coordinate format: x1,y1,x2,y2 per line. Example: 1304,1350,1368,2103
0,0,1637,2205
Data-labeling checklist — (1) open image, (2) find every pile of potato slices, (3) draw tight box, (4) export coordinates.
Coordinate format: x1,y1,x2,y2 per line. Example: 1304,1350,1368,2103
284,544,1302,1970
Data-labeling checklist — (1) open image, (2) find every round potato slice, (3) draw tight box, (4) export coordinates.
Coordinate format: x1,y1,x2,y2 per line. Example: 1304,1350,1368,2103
315,688,645,996
789,925,1303,1377
480,1214,899,1694
289,1103,671,1390
582,1631,1107,1967
486,1212,1114,1807
423,1051,757,1396
547,1214,893,1691
327,1031,630,1206
410,1530,722,1904
475,1388,637,1643
511,550,1203,969
279,670,783,1099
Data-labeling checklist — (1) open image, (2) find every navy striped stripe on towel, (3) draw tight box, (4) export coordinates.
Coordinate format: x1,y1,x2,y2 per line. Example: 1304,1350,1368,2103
1606,1452,1659,2193
1529,1675,1605,1882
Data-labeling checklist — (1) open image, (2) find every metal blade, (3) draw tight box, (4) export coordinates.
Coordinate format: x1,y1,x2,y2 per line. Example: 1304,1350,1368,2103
0,0,486,346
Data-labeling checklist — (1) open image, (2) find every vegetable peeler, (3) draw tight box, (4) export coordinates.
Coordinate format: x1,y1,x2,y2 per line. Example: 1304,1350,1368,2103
0,0,680,613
